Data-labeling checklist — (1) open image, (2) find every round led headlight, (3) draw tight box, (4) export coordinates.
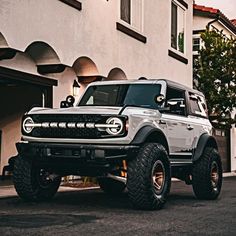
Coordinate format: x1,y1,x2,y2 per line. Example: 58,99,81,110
106,117,123,135
22,117,34,134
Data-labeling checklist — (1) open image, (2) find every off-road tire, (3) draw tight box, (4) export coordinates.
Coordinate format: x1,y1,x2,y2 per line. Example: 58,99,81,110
127,143,171,210
98,177,126,195
13,156,61,201
192,147,222,200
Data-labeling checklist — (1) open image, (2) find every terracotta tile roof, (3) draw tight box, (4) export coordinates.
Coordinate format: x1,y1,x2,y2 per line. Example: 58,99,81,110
231,19,236,26
193,4,236,35
193,4,219,14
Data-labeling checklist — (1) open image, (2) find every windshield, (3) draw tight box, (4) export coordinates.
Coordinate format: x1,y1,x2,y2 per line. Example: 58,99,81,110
78,84,162,108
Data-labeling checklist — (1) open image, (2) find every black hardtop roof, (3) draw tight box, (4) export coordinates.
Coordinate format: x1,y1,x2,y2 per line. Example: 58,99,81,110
90,79,205,97
163,79,204,97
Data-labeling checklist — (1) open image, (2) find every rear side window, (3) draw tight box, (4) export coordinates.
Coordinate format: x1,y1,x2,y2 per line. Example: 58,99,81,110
189,93,208,118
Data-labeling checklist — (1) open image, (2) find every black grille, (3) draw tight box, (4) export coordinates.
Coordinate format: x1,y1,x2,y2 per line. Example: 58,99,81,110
32,127,100,139
31,114,103,123
28,114,108,139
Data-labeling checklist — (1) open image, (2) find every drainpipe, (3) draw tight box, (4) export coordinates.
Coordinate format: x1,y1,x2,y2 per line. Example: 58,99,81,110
207,15,220,30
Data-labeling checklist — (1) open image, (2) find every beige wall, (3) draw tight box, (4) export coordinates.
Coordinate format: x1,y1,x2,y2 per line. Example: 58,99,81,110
0,0,193,83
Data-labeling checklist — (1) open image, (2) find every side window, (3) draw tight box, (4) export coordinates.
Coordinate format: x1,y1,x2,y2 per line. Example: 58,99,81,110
165,87,186,116
120,0,143,31
121,0,131,24
189,93,208,118
189,97,201,113
193,35,204,55
171,1,186,53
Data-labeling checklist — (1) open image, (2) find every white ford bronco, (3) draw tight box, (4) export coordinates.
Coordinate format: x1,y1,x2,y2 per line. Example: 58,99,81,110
13,79,222,210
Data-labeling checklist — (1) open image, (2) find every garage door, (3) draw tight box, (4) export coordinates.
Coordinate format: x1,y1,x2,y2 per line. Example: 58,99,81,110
0,66,57,174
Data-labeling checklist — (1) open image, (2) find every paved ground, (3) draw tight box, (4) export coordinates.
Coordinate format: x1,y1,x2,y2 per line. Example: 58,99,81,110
0,176,236,236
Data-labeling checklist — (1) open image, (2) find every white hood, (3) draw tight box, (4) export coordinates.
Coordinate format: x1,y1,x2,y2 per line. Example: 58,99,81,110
28,106,123,115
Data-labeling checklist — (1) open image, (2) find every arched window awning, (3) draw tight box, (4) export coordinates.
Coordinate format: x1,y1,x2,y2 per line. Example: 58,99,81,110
25,41,66,74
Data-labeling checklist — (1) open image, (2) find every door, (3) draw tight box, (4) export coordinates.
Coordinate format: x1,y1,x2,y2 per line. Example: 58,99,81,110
162,86,194,157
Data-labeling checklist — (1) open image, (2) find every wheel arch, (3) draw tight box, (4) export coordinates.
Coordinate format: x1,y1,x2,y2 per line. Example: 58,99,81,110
193,133,218,162
131,126,169,154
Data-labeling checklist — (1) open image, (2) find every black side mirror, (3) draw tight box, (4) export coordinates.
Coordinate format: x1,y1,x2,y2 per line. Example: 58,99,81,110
155,94,165,105
60,95,75,108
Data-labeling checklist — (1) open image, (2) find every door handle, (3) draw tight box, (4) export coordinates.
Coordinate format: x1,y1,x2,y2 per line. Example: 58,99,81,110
159,120,166,125
187,124,194,130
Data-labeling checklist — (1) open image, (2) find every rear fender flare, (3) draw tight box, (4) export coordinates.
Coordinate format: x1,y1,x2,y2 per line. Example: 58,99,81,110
193,133,218,162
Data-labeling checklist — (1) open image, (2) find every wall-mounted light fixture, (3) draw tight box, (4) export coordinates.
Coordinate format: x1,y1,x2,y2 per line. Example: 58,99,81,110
73,80,80,96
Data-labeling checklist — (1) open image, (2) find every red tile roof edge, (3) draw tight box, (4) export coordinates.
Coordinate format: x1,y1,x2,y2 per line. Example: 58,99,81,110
193,4,236,35
193,4,219,14
231,19,236,26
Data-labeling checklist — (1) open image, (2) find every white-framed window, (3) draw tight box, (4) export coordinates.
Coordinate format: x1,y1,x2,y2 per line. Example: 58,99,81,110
192,34,206,55
120,0,143,31
171,0,186,54
193,37,200,52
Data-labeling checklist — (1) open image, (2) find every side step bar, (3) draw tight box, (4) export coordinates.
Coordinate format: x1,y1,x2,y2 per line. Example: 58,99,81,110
170,159,193,167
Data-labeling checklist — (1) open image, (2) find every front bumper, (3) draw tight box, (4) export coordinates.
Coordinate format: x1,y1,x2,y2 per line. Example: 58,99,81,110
16,141,139,161
16,141,139,176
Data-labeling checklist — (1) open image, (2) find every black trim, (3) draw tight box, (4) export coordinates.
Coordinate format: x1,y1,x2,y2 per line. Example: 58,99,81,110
170,159,192,167
59,0,82,11
169,154,192,159
193,29,205,35
193,10,216,19
193,134,218,162
131,126,169,153
17,142,139,152
37,64,66,74
175,0,188,9
218,14,236,35
168,50,188,64
16,142,139,161
77,75,105,83
116,22,147,43
0,48,17,60
0,66,58,87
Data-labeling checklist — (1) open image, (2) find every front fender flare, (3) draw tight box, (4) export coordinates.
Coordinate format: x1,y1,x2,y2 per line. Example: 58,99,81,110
131,126,169,153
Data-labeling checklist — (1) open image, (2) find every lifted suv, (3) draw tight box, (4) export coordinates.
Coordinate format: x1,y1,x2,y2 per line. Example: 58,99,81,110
13,79,222,210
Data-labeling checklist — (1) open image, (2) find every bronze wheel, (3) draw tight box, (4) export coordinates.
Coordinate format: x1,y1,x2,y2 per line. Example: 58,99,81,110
127,143,171,210
211,161,219,190
152,160,165,195
192,147,222,200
